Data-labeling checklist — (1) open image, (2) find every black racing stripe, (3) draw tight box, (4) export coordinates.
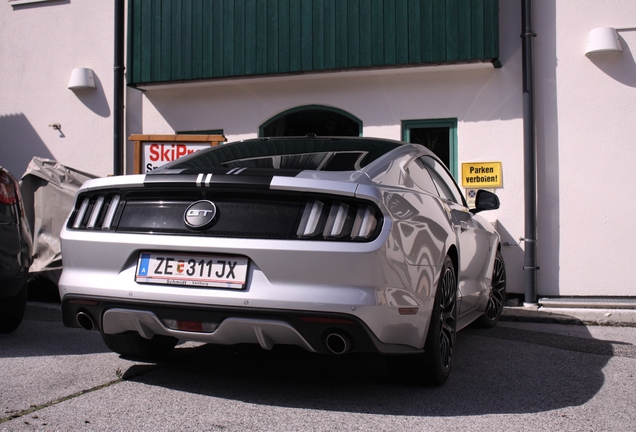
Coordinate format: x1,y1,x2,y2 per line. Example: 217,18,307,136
144,168,304,189
143,173,273,189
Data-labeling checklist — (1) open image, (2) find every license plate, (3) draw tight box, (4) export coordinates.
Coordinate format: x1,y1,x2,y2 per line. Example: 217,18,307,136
135,252,249,289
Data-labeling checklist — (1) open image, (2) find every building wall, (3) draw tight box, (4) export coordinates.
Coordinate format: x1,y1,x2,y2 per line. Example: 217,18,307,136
132,0,528,293
4,1,634,298
131,0,636,298
538,1,636,296
0,0,114,178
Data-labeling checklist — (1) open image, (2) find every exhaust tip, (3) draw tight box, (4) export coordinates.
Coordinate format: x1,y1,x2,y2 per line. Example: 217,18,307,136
76,312,95,331
325,332,351,354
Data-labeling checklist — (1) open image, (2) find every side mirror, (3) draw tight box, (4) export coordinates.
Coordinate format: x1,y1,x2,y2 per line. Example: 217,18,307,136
470,190,500,214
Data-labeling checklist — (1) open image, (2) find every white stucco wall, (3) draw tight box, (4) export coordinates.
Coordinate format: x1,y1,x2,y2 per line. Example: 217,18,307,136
0,0,114,178
6,0,629,298
535,1,636,296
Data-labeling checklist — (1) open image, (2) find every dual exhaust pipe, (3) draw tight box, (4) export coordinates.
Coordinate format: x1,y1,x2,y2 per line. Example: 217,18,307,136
76,312,95,331
324,331,352,355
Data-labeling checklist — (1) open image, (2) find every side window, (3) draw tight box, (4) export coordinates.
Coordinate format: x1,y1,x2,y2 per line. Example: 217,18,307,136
421,156,465,206
406,158,437,194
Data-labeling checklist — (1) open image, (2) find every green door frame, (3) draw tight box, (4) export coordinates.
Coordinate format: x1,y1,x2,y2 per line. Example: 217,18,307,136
402,118,458,178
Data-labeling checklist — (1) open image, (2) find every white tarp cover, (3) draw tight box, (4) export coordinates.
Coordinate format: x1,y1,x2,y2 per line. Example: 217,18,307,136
20,157,96,273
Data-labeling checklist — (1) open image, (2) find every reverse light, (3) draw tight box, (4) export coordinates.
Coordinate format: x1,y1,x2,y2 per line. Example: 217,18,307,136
297,200,325,237
86,196,105,228
102,195,121,230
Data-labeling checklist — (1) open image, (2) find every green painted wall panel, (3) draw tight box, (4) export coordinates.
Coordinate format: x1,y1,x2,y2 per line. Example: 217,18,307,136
289,0,301,71
323,0,336,70
347,0,360,68
446,0,459,61
301,0,312,71
335,1,348,68
170,0,182,80
212,1,224,77
233,0,246,76
255,0,267,74
383,0,396,65
182,0,193,80
421,0,433,63
278,0,290,73
395,0,408,64
407,0,421,63
471,0,485,59
267,0,278,73
359,0,372,67
127,0,500,85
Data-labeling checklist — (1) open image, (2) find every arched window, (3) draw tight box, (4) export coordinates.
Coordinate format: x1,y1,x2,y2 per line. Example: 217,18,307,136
260,105,362,137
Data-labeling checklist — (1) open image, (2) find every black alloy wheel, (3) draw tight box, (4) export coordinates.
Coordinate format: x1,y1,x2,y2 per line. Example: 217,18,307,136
475,250,507,328
422,254,457,386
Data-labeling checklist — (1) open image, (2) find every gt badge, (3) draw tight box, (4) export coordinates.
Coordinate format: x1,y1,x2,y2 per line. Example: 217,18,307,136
184,200,217,229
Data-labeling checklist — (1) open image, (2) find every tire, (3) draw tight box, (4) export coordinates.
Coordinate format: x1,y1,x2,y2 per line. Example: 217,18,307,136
387,255,457,386
421,255,458,386
0,282,28,333
475,250,507,328
101,332,178,359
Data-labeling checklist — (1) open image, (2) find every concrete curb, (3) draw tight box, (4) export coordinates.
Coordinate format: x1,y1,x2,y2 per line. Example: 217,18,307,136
502,306,636,326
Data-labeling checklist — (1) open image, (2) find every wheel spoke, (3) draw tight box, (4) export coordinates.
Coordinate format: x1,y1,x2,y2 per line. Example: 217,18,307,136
437,266,456,369
485,254,506,320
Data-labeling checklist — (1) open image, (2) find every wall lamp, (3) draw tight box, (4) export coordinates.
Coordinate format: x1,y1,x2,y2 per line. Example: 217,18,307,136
585,27,636,56
68,67,96,90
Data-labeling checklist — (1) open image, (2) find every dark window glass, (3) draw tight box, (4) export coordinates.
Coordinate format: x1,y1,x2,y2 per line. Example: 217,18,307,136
262,109,360,137
409,127,450,169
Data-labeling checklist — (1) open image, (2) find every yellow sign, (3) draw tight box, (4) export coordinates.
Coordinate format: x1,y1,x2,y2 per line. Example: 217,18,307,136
461,162,502,188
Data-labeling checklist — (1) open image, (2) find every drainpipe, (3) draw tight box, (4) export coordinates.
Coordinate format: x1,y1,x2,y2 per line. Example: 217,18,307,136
113,0,125,176
521,0,538,306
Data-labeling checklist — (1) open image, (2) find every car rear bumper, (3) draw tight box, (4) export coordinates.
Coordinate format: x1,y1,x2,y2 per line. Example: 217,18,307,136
61,295,424,354
60,229,438,350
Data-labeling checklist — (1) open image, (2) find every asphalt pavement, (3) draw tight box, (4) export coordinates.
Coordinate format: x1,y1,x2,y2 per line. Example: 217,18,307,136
1,301,635,431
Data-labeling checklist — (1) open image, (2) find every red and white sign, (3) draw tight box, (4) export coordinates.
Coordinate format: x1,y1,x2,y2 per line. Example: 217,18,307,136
143,142,210,173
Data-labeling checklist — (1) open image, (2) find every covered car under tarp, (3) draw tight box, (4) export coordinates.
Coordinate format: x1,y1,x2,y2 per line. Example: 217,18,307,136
20,157,96,279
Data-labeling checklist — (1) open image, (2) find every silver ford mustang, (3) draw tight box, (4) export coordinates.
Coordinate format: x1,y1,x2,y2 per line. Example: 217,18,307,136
59,136,505,385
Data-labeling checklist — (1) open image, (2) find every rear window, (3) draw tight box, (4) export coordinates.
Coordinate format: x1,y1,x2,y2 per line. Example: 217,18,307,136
153,138,402,173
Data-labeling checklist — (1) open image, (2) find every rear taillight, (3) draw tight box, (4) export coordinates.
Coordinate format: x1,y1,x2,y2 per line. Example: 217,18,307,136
296,198,381,241
69,194,123,230
0,170,19,205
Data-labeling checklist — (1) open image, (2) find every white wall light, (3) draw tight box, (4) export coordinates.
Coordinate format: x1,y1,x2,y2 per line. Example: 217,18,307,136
68,68,96,90
585,27,623,56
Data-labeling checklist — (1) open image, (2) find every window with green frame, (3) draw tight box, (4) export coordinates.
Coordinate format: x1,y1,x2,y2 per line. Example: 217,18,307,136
402,119,458,178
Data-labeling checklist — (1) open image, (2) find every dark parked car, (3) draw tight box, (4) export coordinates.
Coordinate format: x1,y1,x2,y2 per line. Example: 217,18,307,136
0,165,32,332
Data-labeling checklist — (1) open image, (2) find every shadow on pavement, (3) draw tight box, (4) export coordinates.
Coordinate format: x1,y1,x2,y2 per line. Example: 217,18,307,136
0,319,112,358
120,325,618,417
